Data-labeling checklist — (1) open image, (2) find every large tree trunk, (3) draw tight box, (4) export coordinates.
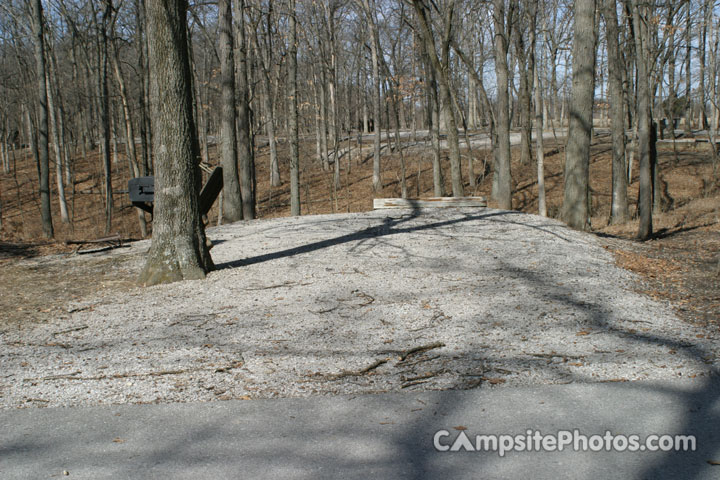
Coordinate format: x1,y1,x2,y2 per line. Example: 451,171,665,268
30,0,53,238
603,0,629,224
234,0,255,220
138,0,213,286
288,0,300,216
218,0,243,222
562,0,596,230
492,0,512,209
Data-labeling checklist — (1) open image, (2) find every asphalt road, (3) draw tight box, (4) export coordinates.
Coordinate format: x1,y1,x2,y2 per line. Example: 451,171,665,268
2,378,719,479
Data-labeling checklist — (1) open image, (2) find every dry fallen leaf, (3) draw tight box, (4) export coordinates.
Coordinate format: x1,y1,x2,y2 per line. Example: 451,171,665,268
576,330,591,336
707,460,720,466
112,438,125,443
453,426,468,431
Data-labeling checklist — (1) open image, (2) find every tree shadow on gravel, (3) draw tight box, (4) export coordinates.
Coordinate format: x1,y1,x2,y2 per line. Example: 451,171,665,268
215,209,573,271
4,211,719,478
213,208,719,477
466,259,720,479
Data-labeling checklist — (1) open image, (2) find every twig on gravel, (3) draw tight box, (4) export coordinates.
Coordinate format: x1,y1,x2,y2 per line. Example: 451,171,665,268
34,371,82,380
52,326,88,336
401,373,437,388
352,290,375,306
323,358,390,380
398,342,445,361
402,372,439,383
315,342,446,381
42,342,72,349
400,354,441,367
245,281,312,291
310,305,338,314
25,363,244,382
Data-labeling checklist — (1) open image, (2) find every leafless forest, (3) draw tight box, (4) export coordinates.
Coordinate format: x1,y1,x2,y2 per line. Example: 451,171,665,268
0,0,719,245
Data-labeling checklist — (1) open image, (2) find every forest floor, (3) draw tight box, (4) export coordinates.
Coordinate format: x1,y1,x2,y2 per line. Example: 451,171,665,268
0,129,718,333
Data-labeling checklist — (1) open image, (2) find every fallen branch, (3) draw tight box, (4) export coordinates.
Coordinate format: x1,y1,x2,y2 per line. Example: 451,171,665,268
24,362,243,382
324,358,390,380
52,326,88,336
65,234,122,245
399,342,445,361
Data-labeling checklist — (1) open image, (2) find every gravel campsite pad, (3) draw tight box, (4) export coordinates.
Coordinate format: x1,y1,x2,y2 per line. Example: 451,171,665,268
1,208,718,409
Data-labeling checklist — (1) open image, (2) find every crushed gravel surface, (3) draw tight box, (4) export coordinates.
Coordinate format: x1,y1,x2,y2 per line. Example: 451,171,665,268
1,208,718,409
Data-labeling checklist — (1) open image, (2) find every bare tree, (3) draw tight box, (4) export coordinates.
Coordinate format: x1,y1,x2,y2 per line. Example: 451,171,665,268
532,2,546,217
411,0,464,196
29,0,53,238
602,0,629,224
111,16,148,237
235,0,256,220
219,0,244,222
631,0,653,240
358,0,383,192
562,0,596,230
492,0,512,208
138,0,213,285
288,0,300,215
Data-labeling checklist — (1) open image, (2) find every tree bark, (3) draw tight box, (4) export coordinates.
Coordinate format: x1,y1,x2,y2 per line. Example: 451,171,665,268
30,0,53,238
514,11,533,167
492,0,512,209
288,0,300,216
423,46,445,196
603,0,629,224
234,0,255,220
135,0,152,175
253,7,281,187
138,0,213,285
218,0,243,222
631,0,653,240
94,1,113,235
366,0,382,192
562,0,596,230
684,1,692,132
530,5,546,217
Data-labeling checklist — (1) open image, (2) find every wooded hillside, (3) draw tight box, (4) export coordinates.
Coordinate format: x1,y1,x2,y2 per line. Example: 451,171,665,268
0,0,719,244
